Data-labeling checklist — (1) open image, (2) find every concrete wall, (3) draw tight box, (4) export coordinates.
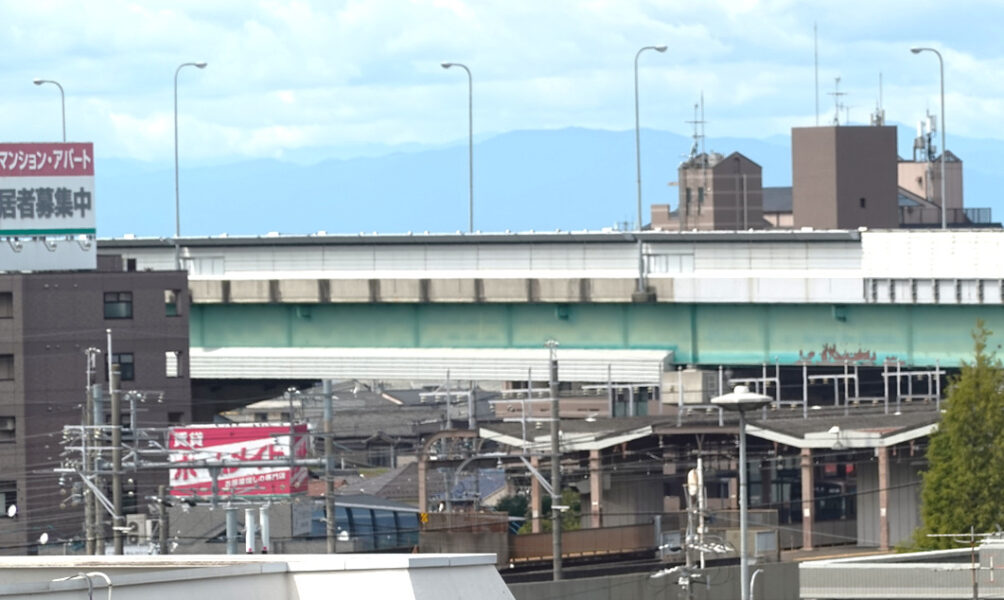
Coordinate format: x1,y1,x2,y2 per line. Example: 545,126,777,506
508,561,799,600
601,473,664,528
856,455,923,548
420,531,509,566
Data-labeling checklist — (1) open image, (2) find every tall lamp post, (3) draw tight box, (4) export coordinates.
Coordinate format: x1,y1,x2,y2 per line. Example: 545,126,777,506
633,45,667,294
441,62,473,233
174,61,208,271
33,79,66,142
911,47,946,230
712,385,772,600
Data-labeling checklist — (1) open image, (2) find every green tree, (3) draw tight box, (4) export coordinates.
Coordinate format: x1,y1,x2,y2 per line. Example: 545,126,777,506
517,488,582,534
494,494,529,519
911,321,1004,550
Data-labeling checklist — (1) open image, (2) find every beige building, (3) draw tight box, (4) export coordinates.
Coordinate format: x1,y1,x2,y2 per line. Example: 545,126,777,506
792,125,899,229
898,151,966,226
898,151,963,210
651,151,765,231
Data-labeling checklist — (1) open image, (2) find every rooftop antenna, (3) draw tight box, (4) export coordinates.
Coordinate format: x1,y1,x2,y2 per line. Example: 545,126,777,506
685,96,706,164
814,22,819,126
685,102,701,161
828,76,846,125
871,72,886,126
700,92,706,161
843,104,855,125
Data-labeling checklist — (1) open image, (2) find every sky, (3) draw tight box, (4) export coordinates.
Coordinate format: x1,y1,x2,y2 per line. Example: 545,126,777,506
2,0,1003,165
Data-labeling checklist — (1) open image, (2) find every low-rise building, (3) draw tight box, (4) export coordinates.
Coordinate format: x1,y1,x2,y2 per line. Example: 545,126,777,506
0,256,191,554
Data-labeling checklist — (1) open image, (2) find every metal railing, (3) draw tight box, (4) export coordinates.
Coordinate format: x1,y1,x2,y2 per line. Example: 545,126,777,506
899,206,993,226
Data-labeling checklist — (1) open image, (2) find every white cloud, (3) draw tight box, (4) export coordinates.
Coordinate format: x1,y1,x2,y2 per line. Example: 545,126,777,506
0,0,1001,162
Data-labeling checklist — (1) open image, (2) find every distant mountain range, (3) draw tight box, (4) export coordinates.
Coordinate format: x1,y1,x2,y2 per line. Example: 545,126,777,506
96,126,1003,238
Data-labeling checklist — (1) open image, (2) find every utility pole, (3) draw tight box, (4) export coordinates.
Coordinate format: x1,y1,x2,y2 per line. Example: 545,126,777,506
83,347,99,554
926,527,988,600
158,484,169,554
110,363,124,555
93,382,106,555
547,340,562,581
445,369,453,429
323,379,337,553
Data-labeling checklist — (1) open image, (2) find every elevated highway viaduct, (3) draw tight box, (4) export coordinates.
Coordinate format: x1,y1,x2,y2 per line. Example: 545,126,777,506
99,229,1004,413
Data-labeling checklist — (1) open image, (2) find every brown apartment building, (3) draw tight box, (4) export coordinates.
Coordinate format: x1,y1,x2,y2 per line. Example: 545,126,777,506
792,125,899,229
0,256,191,553
651,151,765,231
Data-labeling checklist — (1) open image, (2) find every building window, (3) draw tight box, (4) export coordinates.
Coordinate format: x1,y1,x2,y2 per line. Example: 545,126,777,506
165,351,182,378
0,416,13,443
165,289,181,317
860,197,867,208
108,353,135,381
104,292,133,319
0,481,15,516
168,412,185,425
0,355,12,380
0,292,11,318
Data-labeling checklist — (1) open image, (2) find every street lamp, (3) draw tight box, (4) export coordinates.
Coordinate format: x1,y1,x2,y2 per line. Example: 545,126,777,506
441,62,473,233
33,79,66,142
633,44,667,295
174,61,208,271
711,385,772,600
911,47,947,230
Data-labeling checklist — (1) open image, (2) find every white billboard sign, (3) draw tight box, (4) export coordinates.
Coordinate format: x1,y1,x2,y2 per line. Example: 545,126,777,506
0,142,96,271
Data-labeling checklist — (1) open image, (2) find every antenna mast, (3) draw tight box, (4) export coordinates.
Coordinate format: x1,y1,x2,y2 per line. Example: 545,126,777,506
814,22,819,126
828,77,846,126
685,96,707,164
871,73,886,126
700,92,706,161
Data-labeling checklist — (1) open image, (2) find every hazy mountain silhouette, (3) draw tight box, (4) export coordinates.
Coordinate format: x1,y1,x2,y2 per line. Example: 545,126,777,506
97,126,1000,237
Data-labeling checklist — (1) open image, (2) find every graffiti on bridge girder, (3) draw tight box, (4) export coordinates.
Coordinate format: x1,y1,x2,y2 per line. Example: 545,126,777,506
798,343,878,365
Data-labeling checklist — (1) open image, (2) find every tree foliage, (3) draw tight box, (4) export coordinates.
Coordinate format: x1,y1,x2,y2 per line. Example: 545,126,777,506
911,321,1004,550
516,488,582,534
494,494,529,519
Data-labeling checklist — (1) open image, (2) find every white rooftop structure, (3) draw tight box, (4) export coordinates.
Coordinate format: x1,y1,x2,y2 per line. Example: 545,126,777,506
0,554,514,600
100,229,1004,305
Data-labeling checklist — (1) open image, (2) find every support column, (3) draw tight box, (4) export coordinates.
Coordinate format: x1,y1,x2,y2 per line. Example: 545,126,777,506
589,449,602,528
245,507,257,554
801,448,814,551
259,506,271,554
417,456,428,514
225,507,239,555
530,455,542,533
760,461,773,507
877,445,890,551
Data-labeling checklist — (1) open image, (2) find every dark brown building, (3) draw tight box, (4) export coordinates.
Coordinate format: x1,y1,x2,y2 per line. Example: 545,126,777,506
792,126,898,229
0,256,191,553
651,151,765,231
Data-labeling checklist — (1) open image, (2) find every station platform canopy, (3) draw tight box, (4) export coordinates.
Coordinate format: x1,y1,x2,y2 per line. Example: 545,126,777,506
191,347,674,384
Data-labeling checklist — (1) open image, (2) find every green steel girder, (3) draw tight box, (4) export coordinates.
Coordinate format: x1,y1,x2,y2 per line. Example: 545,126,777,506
190,302,1004,368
